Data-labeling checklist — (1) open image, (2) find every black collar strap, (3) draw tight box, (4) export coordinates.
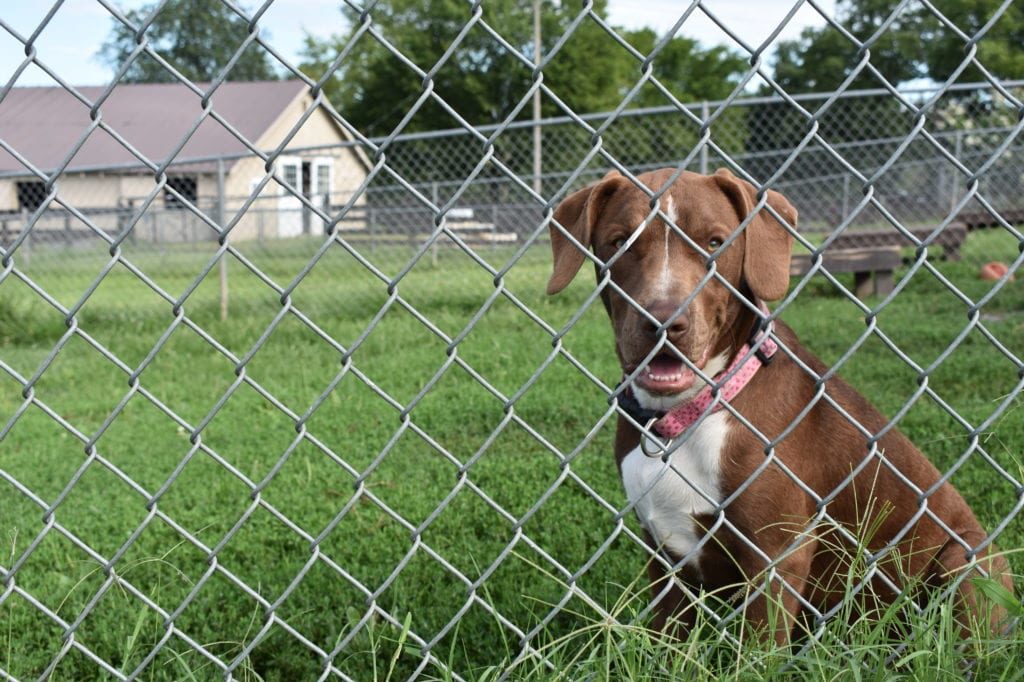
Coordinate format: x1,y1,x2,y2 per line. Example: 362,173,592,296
613,383,664,423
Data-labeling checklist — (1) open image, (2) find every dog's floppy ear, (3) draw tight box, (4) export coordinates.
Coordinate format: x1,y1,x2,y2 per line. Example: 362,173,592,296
712,168,798,301
547,171,628,295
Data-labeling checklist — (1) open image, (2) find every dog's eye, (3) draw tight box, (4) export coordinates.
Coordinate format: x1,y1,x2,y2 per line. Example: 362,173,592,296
708,237,724,250
611,237,628,250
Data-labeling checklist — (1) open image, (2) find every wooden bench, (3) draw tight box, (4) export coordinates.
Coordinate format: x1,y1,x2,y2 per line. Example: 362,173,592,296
790,247,902,297
827,224,967,261
427,208,517,247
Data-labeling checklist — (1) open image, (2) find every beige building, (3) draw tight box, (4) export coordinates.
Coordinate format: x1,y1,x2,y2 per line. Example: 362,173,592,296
0,80,369,245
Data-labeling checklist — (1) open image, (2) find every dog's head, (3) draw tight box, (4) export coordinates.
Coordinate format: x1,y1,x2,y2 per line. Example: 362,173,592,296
547,168,797,409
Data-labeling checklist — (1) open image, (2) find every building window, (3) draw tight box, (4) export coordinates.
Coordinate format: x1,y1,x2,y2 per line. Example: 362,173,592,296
16,181,47,211
281,163,299,194
164,175,198,209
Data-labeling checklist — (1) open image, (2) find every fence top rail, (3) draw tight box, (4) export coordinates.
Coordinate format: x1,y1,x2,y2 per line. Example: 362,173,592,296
0,79,1020,181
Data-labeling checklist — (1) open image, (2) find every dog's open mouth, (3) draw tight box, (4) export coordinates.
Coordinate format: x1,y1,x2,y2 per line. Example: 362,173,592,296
635,351,706,395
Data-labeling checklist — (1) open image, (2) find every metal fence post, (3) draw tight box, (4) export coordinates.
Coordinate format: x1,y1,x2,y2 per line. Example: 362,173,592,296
431,181,440,267
841,173,851,221
368,206,377,254
951,130,964,213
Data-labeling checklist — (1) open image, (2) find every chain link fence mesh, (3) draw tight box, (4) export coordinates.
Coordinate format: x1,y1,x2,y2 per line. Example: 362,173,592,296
0,0,1022,679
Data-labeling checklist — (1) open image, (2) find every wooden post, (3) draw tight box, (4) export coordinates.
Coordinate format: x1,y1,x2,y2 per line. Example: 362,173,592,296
21,209,30,268
217,159,228,321
127,200,136,246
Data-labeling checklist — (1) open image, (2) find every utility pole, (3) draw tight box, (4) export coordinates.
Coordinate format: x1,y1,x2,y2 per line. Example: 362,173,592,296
532,0,542,197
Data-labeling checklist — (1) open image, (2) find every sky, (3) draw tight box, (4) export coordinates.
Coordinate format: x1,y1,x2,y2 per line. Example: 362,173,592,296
0,0,838,88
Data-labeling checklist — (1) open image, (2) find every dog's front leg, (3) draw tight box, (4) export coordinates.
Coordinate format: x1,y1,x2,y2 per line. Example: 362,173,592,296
644,532,699,639
734,542,816,646
932,529,1014,636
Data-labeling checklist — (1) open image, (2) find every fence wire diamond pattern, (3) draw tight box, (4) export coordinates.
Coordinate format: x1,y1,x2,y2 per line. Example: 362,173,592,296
0,1,1022,680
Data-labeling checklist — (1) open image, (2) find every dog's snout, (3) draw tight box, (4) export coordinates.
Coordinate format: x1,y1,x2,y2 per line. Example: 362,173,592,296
644,300,689,340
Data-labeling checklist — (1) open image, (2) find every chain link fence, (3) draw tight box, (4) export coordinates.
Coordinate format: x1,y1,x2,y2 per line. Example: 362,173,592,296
1,1,1022,679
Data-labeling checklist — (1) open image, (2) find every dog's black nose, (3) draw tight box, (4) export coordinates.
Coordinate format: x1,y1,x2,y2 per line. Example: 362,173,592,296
644,300,689,341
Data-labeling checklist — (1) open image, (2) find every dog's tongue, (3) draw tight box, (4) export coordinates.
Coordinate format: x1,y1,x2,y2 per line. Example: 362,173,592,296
638,355,696,395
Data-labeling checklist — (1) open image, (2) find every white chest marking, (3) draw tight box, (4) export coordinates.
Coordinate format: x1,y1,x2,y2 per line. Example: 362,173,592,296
621,411,730,571
656,194,677,297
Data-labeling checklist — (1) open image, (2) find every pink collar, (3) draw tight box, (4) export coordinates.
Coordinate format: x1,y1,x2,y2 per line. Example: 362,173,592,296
649,334,777,440
630,315,777,443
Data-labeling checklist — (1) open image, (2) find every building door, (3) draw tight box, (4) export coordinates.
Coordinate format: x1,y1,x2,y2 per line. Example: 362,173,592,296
309,157,333,236
277,156,303,238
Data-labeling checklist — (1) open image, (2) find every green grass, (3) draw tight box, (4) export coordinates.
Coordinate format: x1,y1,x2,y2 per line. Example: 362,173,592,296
0,230,1022,680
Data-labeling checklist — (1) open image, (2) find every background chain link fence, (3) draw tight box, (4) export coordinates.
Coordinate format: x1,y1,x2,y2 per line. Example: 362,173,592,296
7,81,1024,271
0,0,1022,679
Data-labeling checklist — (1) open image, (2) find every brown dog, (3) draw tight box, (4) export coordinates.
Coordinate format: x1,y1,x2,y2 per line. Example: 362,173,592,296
547,167,1013,643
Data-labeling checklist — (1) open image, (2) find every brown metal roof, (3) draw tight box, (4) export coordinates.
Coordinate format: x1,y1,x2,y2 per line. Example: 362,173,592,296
0,80,311,175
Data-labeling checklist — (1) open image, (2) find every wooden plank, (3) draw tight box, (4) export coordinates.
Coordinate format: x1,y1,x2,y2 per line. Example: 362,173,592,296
827,224,966,260
448,221,496,232
790,247,902,276
959,209,1024,230
791,246,901,297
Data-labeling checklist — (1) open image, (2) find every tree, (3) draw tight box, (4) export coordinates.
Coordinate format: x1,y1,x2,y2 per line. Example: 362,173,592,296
920,0,1024,83
770,0,924,95
624,29,749,106
99,0,278,83
298,1,748,136
748,0,926,181
769,0,1023,94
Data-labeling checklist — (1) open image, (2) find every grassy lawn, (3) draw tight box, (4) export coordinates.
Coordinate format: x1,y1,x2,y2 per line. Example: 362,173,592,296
0,228,1022,680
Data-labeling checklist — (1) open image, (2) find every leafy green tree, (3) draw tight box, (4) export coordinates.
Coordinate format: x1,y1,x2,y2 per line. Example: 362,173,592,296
99,0,278,83
298,1,748,136
625,29,749,106
769,0,1023,93
750,0,1023,187
770,0,924,94
920,0,1024,82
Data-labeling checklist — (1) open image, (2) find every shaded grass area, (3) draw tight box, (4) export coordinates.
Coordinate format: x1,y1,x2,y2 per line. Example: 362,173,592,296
0,230,1022,679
